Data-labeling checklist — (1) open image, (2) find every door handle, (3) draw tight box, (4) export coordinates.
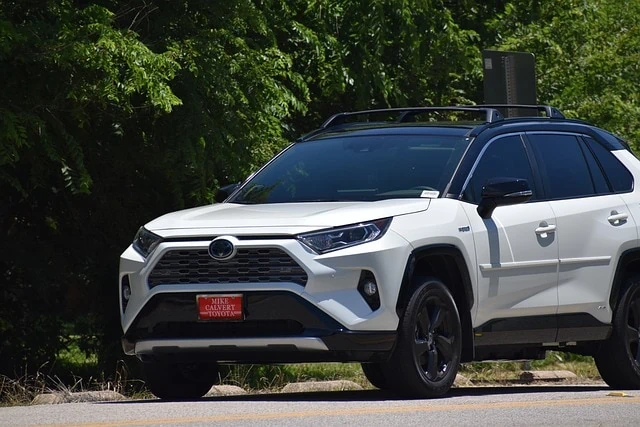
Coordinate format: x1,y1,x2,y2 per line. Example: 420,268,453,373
535,222,556,236
608,210,628,225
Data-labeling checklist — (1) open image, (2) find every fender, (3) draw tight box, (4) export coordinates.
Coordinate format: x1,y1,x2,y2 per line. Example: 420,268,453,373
396,244,475,362
609,248,640,309
396,244,474,314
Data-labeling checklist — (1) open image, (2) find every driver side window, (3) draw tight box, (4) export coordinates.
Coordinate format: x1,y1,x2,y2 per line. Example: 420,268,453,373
464,135,536,204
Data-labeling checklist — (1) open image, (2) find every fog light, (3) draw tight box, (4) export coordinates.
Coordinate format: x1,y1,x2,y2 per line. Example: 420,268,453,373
122,283,131,301
121,275,131,314
357,270,380,310
363,281,378,296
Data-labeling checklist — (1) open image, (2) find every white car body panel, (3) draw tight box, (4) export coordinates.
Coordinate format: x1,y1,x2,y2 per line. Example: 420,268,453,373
615,150,640,248
552,194,636,323
146,199,430,232
390,198,478,319
461,201,559,327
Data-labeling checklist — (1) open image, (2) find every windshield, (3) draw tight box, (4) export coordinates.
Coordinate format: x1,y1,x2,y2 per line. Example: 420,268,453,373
230,133,470,204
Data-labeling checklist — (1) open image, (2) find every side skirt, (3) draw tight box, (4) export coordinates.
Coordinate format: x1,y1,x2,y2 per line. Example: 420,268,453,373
473,313,611,347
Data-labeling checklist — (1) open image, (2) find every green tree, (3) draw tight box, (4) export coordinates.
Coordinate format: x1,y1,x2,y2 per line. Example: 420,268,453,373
0,0,310,375
0,0,509,380
0,0,182,373
262,0,484,132
491,0,640,148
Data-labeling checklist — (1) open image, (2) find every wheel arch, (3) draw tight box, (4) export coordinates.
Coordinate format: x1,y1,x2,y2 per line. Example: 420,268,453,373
396,244,475,362
610,248,640,309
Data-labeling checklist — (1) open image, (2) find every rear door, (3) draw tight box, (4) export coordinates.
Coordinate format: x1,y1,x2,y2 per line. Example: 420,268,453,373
526,132,635,334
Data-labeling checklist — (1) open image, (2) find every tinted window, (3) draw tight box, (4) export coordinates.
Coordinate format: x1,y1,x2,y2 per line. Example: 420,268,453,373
580,138,610,194
230,134,470,204
585,137,633,192
464,135,535,204
529,134,596,199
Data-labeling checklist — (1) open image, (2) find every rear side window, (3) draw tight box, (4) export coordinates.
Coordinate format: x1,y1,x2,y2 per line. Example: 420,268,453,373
584,137,633,192
581,142,610,194
528,134,595,200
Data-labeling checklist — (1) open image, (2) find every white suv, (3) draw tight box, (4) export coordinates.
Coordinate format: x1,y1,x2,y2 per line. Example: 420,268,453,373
119,106,640,399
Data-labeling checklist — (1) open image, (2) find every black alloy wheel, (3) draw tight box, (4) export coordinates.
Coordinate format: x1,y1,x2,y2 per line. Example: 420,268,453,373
414,293,457,382
595,279,640,389
383,277,462,397
624,288,640,369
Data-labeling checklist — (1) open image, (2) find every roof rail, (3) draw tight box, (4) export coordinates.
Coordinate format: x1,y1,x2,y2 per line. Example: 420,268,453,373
466,104,565,119
321,106,504,128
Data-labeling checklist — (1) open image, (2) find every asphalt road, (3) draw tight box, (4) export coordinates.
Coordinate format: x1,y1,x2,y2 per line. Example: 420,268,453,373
2,386,639,427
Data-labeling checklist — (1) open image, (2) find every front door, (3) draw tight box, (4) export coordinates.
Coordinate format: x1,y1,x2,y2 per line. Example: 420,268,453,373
461,134,559,344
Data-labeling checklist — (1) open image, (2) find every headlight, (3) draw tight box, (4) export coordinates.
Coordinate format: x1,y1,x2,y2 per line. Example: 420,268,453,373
132,227,162,258
297,218,392,254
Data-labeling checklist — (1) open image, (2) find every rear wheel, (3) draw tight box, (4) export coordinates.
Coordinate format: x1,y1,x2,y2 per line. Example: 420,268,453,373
595,279,640,389
142,360,219,400
384,277,462,398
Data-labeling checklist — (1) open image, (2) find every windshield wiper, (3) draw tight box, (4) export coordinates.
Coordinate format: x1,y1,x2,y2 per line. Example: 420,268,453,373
293,199,361,202
229,199,259,205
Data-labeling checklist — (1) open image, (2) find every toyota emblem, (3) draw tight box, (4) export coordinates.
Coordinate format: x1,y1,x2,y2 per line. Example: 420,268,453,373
208,238,236,260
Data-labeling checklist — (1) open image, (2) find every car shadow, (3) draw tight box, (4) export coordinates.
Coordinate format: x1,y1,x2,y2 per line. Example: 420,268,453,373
107,384,612,404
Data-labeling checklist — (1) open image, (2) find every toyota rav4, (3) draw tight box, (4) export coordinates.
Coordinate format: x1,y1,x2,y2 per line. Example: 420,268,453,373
119,105,640,399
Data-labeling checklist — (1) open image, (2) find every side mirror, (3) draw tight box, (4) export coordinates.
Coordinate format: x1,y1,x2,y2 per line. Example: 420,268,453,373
477,177,532,219
215,183,240,203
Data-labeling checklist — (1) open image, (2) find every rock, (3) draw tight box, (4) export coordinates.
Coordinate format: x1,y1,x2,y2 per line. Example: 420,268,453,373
31,390,125,405
453,373,474,387
31,393,65,405
519,370,578,382
66,391,126,403
205,385,247,396
281,380,363,393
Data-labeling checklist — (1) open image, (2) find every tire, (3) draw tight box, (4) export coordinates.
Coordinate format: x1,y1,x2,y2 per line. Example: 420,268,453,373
383,277,462,398
361,362,389,390
142,360,219,400
594,279,640,389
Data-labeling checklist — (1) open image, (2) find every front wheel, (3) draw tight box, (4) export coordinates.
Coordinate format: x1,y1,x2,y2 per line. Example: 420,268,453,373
594,280,640,389
142,360,219,400
384,277,462,398
361,362,390,390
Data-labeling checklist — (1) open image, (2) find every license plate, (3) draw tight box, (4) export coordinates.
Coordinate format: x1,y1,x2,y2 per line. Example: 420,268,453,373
197,294,243,321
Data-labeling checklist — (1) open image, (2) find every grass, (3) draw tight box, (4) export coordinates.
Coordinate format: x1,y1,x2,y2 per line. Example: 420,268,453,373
220,363,370,392
220,351,602,391
459,351,601,383
0,370,49,407
0,338,149,406
1,346,603,406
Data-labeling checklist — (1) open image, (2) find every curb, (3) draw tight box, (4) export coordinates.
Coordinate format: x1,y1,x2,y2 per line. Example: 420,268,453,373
519,370,578,383
281,380,363,393
31,391,126,405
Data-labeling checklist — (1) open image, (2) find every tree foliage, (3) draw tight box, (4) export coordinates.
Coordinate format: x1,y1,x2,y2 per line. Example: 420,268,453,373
1,0,639,379
491,0,640,148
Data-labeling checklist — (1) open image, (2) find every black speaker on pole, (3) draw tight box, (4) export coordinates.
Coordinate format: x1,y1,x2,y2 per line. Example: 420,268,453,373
482,50,537,117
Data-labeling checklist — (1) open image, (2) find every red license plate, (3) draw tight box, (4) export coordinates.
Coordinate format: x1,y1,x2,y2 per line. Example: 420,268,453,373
197,294,243,321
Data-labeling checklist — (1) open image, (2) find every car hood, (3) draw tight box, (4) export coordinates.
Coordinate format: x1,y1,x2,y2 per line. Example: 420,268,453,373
146,199,430,235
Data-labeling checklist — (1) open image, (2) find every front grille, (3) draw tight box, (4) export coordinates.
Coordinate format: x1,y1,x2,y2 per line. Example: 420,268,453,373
148,248,308,287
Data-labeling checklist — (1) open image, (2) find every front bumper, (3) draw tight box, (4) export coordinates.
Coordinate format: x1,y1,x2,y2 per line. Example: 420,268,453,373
121,291,396,363
119,231,411,362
